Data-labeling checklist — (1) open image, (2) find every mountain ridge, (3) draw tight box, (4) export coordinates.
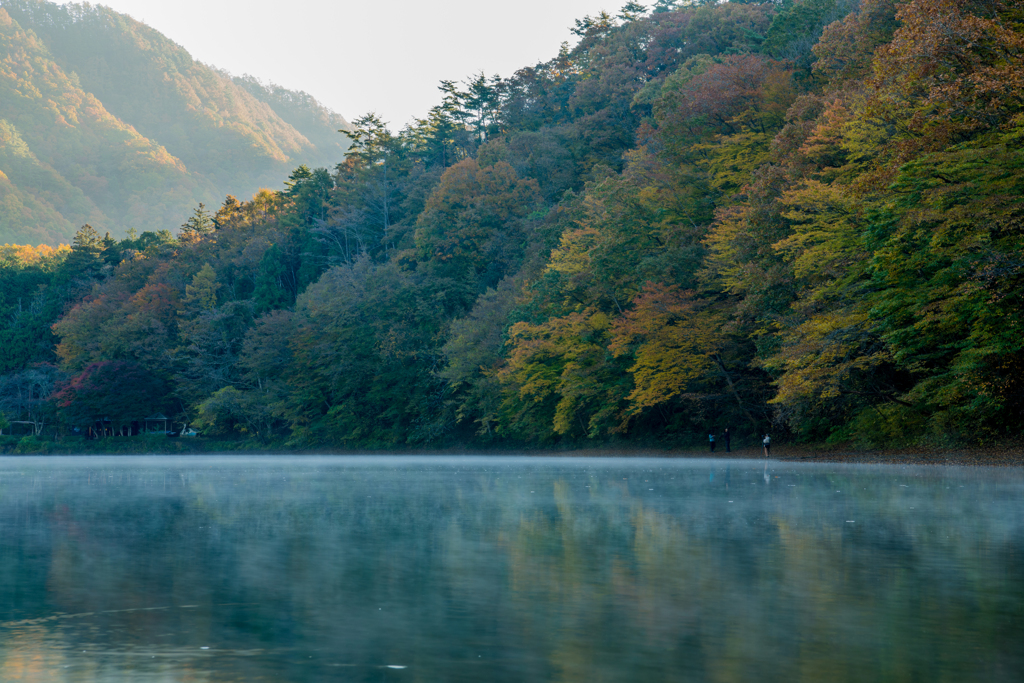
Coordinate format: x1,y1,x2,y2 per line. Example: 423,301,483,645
0,0,349,245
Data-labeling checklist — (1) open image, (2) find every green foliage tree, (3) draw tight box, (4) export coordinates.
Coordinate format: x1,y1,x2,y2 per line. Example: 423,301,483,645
414,159,541,299
180,203,214,240
0,364,65,435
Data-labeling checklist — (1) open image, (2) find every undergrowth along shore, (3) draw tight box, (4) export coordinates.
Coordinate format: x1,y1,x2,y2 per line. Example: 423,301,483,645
1,435,1022,466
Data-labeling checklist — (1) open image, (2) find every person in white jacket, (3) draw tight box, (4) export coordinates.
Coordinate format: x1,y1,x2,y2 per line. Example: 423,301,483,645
762,434,771,458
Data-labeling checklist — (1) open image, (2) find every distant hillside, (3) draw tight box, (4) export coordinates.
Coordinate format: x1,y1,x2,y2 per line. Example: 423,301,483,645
231,74,350,164
0,0,349,244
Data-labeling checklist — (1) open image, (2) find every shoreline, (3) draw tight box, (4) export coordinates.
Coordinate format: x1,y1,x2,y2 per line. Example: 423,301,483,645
2,441,1023,466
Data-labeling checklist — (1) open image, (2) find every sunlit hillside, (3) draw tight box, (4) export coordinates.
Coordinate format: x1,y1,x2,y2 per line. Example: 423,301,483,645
0,0,349,244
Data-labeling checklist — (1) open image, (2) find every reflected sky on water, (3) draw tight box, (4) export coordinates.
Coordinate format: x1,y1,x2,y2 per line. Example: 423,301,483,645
0,456,1021,682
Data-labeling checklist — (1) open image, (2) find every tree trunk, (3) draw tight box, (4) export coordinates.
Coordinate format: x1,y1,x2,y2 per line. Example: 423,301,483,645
712,355,760,433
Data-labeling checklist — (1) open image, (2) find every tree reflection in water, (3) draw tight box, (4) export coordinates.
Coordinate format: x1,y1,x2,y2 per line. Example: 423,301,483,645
0,456,1020,682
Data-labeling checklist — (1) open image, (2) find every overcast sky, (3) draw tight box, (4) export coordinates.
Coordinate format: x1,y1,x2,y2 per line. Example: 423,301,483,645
95,0,618,128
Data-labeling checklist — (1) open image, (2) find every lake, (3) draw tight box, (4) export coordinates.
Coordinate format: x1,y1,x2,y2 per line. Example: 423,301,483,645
0,456,1021,682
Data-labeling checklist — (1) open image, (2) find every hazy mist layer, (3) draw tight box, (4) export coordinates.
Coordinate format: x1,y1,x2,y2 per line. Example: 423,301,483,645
0,456,1021,682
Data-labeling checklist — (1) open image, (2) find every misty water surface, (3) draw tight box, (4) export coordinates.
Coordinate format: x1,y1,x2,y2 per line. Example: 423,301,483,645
0,456,1021,682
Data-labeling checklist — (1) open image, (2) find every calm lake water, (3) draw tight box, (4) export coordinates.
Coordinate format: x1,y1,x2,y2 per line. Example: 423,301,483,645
0,456,1021,682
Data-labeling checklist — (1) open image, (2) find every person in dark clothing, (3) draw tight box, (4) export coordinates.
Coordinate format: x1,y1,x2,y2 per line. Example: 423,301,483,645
723,428,731,453
709,432,716,453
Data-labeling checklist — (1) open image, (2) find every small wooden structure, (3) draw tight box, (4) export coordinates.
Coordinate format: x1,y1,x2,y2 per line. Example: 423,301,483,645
144,413,170,434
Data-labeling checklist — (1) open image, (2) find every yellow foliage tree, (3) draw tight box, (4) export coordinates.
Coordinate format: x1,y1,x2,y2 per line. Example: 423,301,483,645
609,283,722,422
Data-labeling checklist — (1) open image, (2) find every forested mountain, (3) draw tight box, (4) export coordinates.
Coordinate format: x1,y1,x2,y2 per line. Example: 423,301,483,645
0,0,349,244
2,0,1023,451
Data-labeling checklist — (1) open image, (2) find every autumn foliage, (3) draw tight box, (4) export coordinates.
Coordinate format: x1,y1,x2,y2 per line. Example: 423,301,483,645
3,0,1024,449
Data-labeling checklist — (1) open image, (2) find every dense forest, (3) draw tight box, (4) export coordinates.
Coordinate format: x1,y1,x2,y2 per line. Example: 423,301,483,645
0,0,350,244
2,0,1023,451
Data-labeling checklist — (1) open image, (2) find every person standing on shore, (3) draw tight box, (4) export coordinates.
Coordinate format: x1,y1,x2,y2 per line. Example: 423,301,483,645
762,433,771,458
723,428,731,453
709,432,716,453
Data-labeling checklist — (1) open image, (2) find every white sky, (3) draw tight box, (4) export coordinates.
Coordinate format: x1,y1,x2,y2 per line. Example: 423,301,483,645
94,0,619,128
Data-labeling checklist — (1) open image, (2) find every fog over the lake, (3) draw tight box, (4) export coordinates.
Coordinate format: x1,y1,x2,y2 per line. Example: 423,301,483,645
95,0,617,126
1,456,1021,681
